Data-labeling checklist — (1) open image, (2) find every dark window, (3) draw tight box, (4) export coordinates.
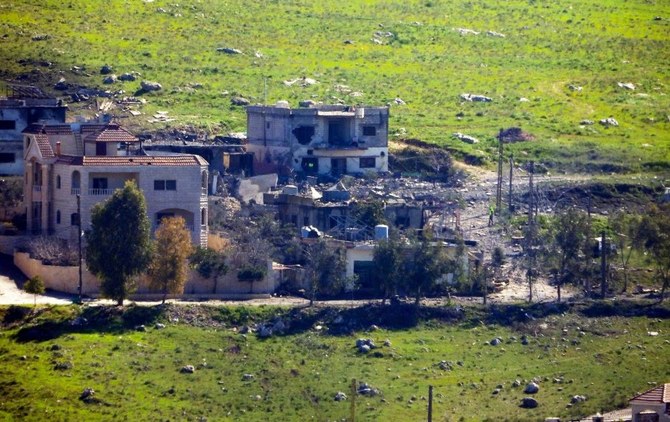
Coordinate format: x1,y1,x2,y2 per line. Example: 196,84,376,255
96,142,107,156
290,215,298,226
266,122,271,129
56,175,61,189
71,213,80,226
154,180,176,190
362,126,376,136
0,120,16,130
359,157,376,168
92,178,108,189
0,153,15,163
303,216,309,226
292,125,315,145
156,212,175,224
354,261,376,290
56,210,61,225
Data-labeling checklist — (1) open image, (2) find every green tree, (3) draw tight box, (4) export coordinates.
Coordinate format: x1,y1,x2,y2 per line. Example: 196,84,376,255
85,180,153,306
636,203,670,302
609,211,642,293
24,275,45,307
372,235,403,304
189,246,229,294
304,239,346,305
402,234,452,306
148,216,193,304
547,208,591,302
0,177,22,220
351,201,387,229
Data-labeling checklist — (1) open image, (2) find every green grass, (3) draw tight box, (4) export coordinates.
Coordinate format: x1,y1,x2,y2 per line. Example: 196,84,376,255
0,0,669,173
0,302,668,421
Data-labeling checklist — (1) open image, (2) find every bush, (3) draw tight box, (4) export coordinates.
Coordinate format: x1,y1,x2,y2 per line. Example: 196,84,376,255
20,236,78,266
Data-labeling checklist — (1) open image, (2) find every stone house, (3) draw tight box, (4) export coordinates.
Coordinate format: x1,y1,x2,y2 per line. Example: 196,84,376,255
0,84,66,175
22,121,209,247
246,103,389,177
630,383,670,422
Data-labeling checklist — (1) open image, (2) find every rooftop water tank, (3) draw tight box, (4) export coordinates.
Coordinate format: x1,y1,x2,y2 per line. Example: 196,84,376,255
374,224,389,240
282,185,299,195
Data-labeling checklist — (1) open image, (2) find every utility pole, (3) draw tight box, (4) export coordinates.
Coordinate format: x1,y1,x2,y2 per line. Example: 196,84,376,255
428,385,433,422
77,194,83,303
600,230,608,298
495,129,504,214
508,154,514,213
526,161,535,303
350,378,356,422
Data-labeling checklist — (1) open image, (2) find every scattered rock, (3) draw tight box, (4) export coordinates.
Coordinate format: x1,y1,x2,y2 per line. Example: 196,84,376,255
512,379,522,387
524,382,540,394
343,40,354,45
140,80,162,92
103,74,117,84
393,98,406,105
118,72,137,82
254,50,264,58
283,77,318,87
383,339,392,347
357,382,379,396
100,65,113,75
599,117,619,127
455,28,480,36
79,388,95,400
258,325,273,338
453,132,479,144
571,395,587,404
460,93,492,102
54,78,68,90
568,84,583,92
217,47,242,54
521,397,538,408
180,365,195,374
368,324,379,332
521,336,529,346
242,373,254,381
54,361,73,371
50,344,63,351
492,388,501,395
155,323,166,329
617,82,635,90
135,324,146,332
334,391,348,401
437,360,453,371
580,119,594,125
32,34,51,41
486,30,505,38
300,100,317,108
231,97,250,106
356,338,376,353
490,337,502,346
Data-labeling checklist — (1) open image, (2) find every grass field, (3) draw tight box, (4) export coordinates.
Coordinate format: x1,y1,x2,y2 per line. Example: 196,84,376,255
1,0,669,172
1,302,668,421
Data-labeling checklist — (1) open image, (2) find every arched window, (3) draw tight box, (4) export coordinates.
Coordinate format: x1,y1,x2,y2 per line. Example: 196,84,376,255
71,171,80,194
56,210,61,224
56,175,61,189
201,208,207,226
201,171,208,191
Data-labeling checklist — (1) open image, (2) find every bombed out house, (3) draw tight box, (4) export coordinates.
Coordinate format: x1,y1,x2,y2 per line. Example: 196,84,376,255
246,103,389,177
0,84,67,175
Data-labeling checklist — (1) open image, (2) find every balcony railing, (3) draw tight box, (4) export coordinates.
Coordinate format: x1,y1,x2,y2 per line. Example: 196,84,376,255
32,185,42,192
89,188,114,195
71,188,81,195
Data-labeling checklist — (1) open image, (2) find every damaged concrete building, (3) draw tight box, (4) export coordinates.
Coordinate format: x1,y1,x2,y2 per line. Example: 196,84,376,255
0,84,67,175
246,103,389,177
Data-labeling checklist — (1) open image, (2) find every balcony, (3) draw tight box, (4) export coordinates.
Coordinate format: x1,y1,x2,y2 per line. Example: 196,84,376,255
71,188,81,195
89,188,114,196
32,185,42,192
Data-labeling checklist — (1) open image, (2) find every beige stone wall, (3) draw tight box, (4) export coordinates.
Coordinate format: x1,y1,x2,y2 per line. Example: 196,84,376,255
0,235,25,255
14,251,100,295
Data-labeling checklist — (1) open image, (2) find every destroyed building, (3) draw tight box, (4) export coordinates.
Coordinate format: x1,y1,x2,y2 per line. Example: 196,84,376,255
0,84,67,175
246,103,389,177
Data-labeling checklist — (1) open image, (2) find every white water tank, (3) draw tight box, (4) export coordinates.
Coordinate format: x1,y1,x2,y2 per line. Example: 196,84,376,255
282,185,299,195
374,224,389,240
355,107,365,119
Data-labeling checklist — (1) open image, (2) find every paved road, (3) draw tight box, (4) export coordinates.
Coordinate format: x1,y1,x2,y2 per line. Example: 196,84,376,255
0,254,73,305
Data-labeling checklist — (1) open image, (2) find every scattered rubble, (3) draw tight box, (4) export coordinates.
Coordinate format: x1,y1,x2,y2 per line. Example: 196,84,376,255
356,338,376,353
334,391,347,401
460,93,492,102
217,47,242,54
452,132,479,144
231,97,250,106
141,80,162,92
599,117,619,127
283,77,318,87
568,84,583,92
521,397,538,408
617,82,635,90
455,28,480,36
357,382,380,396
524,382,540,394
118,72,137,82
180,365,195,373
102,74,117,84
486,31,506,38
100,65,113,75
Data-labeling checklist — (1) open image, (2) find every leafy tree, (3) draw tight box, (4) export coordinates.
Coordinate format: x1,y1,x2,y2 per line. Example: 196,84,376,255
402,234,452,306
636,203,670,302
547,208,591,302
189,246,229,294
372,234,404,304
351,201,387,229
609,211,642,293
85,180,153,306
148,216,193,304
0,177,22,220
303,239,346,305
24,275,45,307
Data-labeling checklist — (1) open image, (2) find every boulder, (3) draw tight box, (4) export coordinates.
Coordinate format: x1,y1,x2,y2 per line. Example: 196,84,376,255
521,397,538,408
79,388,95,400
599,117,619,127
580,120,594,125
103,75,117,84
242,373,254,381
617,82,635,90
524,382,540,394
258,325,273,338
141,80,162,92
100,65,113,74
231,97,250,106
180,365,195,374
54,78,68,90
334,391,347,401
135,324,146,332
217,47,242,54
490,337,502,346
155,323,166,329
118,72,137,82
570,395,587,404
357,382,379,396
460,93,492,102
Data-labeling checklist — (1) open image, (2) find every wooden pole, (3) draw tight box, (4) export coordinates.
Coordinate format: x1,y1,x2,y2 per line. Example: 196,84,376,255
350,378,356,422
428,385,433,422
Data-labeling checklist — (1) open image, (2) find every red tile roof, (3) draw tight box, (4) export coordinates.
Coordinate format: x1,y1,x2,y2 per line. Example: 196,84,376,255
34,134,54,158
84,124,138,143
43,125,73,135
630,383,670,404
79,155,207,167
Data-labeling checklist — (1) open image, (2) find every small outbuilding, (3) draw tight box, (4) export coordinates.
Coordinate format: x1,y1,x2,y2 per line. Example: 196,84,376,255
630,383,670,422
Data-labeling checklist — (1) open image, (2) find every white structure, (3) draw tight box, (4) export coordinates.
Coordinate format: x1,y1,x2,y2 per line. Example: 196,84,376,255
23,121,209,246
630,383,670,422
246,103,389,176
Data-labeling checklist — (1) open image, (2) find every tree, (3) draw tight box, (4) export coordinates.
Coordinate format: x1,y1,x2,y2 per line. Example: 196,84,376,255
189,246,229,294
303,239,347,305
0,177,22,220
548,208,591,302
372,235,403,304
148,216,193,304
636,203,670,302
24,275,45,307
402,234,452,306
609,211,642,293
85,180,153,306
